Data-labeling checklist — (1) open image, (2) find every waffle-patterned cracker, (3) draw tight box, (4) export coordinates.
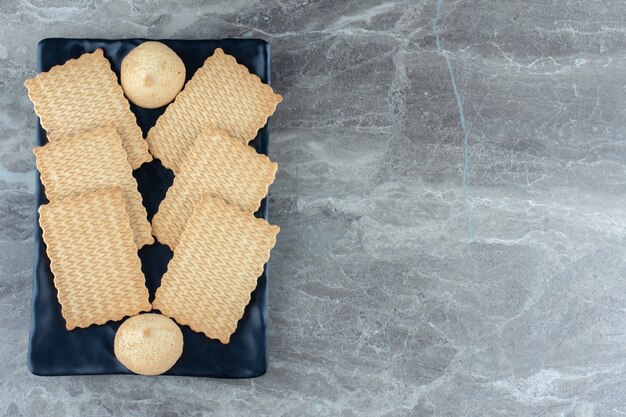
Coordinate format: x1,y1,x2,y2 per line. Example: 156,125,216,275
146,48,282,173
24,49,152,169
39,188,151,330
34,125,153,248
152,195,280,344
152,125,277,249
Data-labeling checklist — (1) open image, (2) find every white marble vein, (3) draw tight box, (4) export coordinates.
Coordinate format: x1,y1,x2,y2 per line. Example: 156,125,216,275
432,0,474,242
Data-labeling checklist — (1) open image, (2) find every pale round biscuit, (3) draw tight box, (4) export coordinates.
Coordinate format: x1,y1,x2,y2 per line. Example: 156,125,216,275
114,313,183,375
121,42,186,109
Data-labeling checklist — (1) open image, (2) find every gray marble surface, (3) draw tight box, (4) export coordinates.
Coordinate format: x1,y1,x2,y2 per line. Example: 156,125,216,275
1,0,626,416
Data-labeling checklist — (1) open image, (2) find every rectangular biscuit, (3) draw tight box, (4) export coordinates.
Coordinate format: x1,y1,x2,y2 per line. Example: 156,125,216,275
146,48,282,173
34,125,153,248
151,125,277,249
24,48,152,169
152,195,280,344
39,188,151,330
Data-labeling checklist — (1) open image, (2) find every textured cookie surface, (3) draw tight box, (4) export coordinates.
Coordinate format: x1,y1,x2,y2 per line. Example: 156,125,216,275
24,48,152,169
152,125,277,249
146,48,282,173
114,313,183,376
38,188,151,330
34,125,153,248
152,195,280,344
121,41,186,109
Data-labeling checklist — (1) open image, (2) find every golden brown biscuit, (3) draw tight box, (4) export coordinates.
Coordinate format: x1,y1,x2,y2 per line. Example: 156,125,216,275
121,42,186,109
34,125,153,249
38,188,151,330
114,313,184,376
146,48,282,173
151,125,277,249
153,195,280,344
24,49,152,169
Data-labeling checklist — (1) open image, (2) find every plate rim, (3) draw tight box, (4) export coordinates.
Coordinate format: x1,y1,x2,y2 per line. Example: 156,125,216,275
28,37,274,378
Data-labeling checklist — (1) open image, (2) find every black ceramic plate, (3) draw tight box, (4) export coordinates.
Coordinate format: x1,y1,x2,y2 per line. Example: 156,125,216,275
28,38,272,378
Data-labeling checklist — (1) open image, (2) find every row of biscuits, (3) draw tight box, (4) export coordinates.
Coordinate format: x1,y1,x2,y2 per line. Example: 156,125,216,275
25,42,282,375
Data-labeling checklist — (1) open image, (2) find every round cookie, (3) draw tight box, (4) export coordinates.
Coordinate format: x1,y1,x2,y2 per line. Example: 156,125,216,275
114,313,183,375
121,42,186,109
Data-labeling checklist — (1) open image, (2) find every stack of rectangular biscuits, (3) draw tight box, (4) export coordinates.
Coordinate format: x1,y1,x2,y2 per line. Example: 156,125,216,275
26,50,154,330
149,48,282,343
26,46,282,344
